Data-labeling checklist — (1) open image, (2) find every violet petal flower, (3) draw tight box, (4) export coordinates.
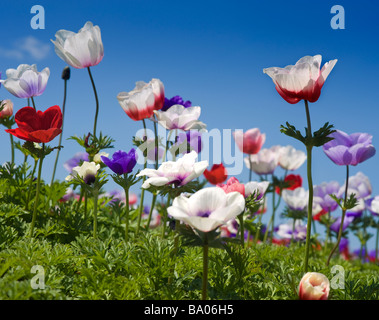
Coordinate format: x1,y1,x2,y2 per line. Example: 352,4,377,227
162,95,191,111
0,64,50,99
365,196,379,217
313,181,340,212
323,130,376,166
101,149,138,175
339,238,349,252
64,152,89,173
175,130,203,154
330,215,355,233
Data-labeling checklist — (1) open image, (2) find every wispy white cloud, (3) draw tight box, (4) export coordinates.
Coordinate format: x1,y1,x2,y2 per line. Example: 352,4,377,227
0,36,50,61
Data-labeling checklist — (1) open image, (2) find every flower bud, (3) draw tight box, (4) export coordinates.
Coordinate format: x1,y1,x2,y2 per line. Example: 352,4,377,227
0,99,14,118
298,272,330,300
61,66,71,80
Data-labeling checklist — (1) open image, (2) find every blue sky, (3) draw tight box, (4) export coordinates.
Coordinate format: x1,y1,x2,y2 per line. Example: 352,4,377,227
0,0,378,252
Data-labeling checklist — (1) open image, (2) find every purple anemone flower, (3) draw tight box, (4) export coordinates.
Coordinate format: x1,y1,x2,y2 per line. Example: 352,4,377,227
161,95,192,111
175,130,203,154
64,152,89,173
330,215,355,233
365,196,379,217
313,181,340,212
323,130,376,166
339,238,349,253
101,149,138,175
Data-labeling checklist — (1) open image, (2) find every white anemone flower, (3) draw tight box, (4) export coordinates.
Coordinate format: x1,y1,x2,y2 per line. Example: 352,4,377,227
0,64,50,99
167,187,245,233
245,181,270,200
282,187,309,211
51,21,104,69
66,161,100,185
278,145,307,171
154,105,207,131
137,150,208,189
244,146,281,175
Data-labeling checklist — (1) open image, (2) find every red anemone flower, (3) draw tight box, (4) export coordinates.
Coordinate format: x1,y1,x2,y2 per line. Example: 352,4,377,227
203,163,228,185
275,174,302,195
6,106,62,143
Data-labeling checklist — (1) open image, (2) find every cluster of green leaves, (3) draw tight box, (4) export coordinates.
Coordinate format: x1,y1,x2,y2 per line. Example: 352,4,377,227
0,162,378,300
280,121,335,148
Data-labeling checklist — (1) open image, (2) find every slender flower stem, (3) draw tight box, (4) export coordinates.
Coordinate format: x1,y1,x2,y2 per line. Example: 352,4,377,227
93,190,99,238
162,193,171,238
303,99,314,273
146,193,157,231
51,77,68,185
254,201,264,244
146,116,160,224
84,190,88,221
326,165,349,266
324,209,331,253
238,213,245,247
291,219,296,244
30,97,36,111
29,145,45,238
375,224,378,264
25,158,38,211
202,235,209,301
9,133,14,165
87,67,99,138
76,188,84,212
270,178,277,237
136,119,148,236
163,130,173,162
153,116,159,169
248,157,253,182
123,180,130,242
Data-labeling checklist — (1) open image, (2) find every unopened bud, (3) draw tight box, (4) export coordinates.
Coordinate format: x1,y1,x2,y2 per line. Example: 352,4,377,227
61,66,71,80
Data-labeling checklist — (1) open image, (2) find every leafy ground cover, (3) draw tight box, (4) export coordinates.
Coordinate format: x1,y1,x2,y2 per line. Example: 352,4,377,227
0,171,377,300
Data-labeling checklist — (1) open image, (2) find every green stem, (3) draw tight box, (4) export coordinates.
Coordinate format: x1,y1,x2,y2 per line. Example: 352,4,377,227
202,235,209,301
248,157,252,182
87,67,99,139
303,99,314,273
238,213,245,247
326,165,349,266
136,119,148,236
76,188,84,212
254,206,264,244
84,191,88,221
146,193,157,231
162,130,173,163
9,133,14,165
51,78,68,185
93,190,99,238
291,219,296,245
25,158,38,211
324,209,331,253
30,97,36,111
375,224,378,264
123,182,130,242
153,116,159,169
162,193,171,238
29,146,45,238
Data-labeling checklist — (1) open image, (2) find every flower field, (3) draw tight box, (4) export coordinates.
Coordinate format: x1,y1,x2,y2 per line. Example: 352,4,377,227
0,18,378,302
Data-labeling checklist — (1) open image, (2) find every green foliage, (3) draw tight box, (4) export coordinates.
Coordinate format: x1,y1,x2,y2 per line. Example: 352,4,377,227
280,121,335,148
0,160,378,300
